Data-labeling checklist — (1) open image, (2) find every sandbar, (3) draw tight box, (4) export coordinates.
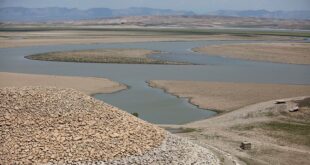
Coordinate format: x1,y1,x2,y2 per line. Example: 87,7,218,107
149,80,310,112
193,43,310,64
0,72,127,95
25,48,185,65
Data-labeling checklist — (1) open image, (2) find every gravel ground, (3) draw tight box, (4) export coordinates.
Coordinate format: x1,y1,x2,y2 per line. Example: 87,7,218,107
0,87,219,165
61,133,219,165
0,87,165,164
101,133,219,165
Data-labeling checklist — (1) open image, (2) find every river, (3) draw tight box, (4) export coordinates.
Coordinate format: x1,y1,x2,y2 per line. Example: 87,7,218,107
0,40,309,124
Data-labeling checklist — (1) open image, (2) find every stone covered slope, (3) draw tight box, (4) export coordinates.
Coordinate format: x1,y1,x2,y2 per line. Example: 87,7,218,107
0,87,219,165
105,133,219,165
0,87,165,164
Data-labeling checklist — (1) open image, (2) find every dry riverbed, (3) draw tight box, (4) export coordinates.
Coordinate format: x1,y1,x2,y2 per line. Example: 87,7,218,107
0,72,126,95
149,80,310,112
193,43,310,65
25,48,186,65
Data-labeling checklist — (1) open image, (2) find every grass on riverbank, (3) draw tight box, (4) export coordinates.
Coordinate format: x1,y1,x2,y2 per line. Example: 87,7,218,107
264,121,310,147
233,121,310,147
296,97,310,107
1,26,310,37
25,48,188,65
164,127,201,134
231,97,310,148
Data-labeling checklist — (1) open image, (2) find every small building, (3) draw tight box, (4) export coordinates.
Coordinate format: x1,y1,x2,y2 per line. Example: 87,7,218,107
275,100,286,104
289,106,299,112
240,141,252,150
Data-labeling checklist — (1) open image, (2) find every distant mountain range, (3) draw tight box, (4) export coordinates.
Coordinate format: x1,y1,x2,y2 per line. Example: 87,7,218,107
0,7,195,22
0,7,309,22
208,10,310,20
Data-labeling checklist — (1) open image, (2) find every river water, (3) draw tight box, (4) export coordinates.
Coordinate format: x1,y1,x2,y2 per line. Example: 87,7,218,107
0,40,309,124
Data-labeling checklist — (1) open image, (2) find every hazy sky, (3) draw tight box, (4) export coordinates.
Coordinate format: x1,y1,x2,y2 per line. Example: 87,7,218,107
1,0,309,13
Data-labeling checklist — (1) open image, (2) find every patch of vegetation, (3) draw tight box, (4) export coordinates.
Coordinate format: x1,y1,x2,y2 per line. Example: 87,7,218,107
264,122,309,134
233,121,310,147
164,127,200,133
231,124,258,131
295,97,310,108
242,112,256,119
238,156,264,165
1,26,310,37
25,49,189,65
278,99,310,124
203,134,222,140
263,111,276,117
179,127,200,133
131,112,139,117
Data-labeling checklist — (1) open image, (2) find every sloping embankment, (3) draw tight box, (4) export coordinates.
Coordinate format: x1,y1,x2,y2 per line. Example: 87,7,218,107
0,87,218,164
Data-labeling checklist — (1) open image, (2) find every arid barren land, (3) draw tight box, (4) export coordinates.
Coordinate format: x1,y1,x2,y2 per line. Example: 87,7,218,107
0,24,308,48
3,15,310,29
1,20,310,165
0,72,127,95
193,43,310,64
164,97,310,165
151,80,310,164
149,80,310,112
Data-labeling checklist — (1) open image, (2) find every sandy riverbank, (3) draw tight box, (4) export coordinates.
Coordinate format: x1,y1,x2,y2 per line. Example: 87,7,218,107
0,72,127,95
193,43,310,65
151,80,310,164
25,48,186,65
149,80,310,112
0,29,302,48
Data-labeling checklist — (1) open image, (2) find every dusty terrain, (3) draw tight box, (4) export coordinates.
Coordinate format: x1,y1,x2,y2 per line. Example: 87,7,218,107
0,30,206,48
0,87,218,164
26,48,185,65
152,80,310,164
0,72,126,95
88,15,309,30
0,28,304,48
1,22,309,164
193,43,310,64
149,80,310,112
5,15,310,30
164,97,310,165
